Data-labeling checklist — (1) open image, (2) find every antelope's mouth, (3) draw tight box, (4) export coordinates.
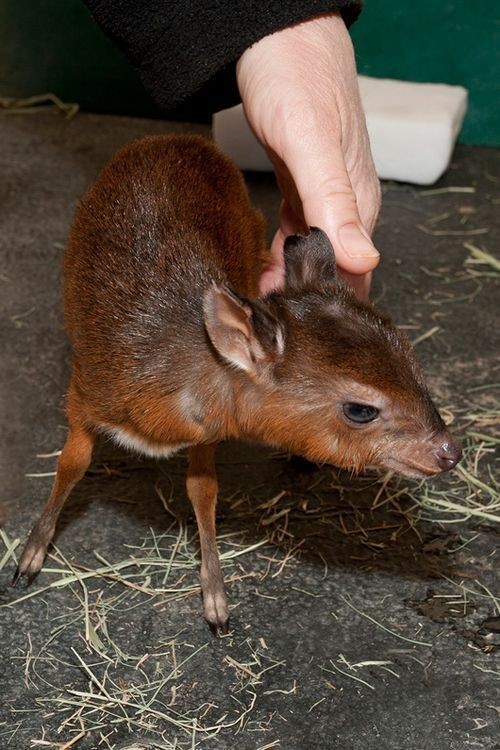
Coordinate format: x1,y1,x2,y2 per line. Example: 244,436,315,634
386,457,439,479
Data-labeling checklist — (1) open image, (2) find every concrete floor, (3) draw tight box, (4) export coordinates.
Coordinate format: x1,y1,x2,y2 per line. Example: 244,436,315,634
0,112,499,750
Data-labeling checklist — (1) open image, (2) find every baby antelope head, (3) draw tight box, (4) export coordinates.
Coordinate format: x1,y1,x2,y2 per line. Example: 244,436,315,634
203,228,461,478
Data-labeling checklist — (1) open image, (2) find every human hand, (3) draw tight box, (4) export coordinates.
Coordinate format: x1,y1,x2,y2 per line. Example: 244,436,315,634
236,12,381,299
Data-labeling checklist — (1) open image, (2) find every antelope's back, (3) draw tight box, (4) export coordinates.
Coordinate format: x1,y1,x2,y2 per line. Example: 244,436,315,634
63,135,266,391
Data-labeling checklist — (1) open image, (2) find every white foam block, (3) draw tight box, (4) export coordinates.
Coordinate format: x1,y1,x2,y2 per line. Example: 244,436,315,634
213,76,468,185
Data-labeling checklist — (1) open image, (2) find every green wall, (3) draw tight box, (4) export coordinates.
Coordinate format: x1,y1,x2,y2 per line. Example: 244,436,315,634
1,1,499,145
0,0,163,119
351,2,500,146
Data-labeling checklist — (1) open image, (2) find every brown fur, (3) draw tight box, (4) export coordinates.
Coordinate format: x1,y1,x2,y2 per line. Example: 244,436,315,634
63,135,267,445
15,135,461,631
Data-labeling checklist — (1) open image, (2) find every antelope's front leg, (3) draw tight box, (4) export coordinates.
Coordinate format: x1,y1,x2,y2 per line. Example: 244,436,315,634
186,443,229,634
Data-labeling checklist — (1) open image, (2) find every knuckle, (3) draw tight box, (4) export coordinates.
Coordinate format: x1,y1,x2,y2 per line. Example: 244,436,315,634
308,174,357,204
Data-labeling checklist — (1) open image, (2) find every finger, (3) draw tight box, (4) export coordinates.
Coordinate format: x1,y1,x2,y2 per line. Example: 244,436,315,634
267,160,375,297
278,197,305,237
259,228,285,295
282,126,380,276
338,269,372,301
261,227,373,299
259,199,304,295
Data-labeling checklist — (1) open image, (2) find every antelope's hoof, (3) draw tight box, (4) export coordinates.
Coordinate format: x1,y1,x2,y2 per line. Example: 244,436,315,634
203,588,230,636
12,533,49,586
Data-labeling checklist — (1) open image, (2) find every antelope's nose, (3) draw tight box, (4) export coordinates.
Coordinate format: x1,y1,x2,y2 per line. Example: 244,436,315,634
436,439,462,472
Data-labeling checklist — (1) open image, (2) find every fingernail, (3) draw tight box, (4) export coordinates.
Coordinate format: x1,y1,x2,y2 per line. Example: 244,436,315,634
338,224,380,259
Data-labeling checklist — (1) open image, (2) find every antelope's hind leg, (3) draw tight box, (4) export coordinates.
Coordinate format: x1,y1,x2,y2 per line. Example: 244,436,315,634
13,398,95,585
186,443,229,634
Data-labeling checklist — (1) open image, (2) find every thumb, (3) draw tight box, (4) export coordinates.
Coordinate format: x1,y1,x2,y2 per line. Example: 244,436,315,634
281,134,380,276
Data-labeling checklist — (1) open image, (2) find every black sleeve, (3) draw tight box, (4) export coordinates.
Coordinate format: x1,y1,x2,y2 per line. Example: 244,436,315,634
82,1,363,116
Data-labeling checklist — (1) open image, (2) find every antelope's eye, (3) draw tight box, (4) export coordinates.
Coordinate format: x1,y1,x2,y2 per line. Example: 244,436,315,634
343,402,379,424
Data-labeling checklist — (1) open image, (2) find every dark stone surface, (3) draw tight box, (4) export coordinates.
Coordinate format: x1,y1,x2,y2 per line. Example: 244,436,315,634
0,112,498,750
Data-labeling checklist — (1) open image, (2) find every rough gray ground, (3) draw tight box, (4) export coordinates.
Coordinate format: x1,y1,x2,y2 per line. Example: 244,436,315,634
0,112,499,750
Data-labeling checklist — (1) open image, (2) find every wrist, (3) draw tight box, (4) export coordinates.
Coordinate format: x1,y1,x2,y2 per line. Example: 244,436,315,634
237,11,350,97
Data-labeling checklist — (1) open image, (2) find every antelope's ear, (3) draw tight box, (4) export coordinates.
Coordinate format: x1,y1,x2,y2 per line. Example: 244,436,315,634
203,283,284,376
284,227,336,291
